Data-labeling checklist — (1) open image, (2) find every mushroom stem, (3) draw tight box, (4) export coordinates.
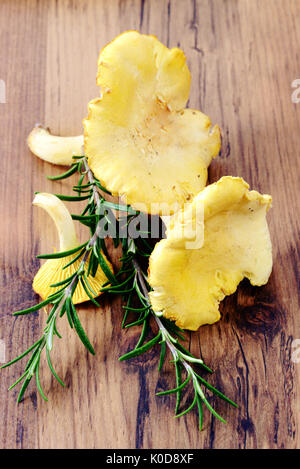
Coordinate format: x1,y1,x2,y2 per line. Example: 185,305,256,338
33,193,79,252
28,125,84,166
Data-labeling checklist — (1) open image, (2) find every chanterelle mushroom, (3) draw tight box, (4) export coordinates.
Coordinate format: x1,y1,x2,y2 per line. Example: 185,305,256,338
148,177,273,330
32,193,112,304
28,126,84,166
84,31,221,215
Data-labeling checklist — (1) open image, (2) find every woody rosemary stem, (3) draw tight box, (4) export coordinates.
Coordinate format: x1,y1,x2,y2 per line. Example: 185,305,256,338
83,157,102,207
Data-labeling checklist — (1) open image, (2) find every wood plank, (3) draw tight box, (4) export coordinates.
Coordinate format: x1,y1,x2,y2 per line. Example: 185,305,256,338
0,0,299,449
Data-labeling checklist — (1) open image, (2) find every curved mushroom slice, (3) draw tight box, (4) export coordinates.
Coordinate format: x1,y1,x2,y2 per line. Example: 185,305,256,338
84,31,221,215
148,177,273,330
32,193,112,304
28,126,84,166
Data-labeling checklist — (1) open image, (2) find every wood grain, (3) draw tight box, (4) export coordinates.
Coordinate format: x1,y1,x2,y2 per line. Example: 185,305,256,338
0,0,299,449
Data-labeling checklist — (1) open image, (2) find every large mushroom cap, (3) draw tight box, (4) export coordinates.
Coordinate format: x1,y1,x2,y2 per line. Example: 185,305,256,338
148,177,273,330
84,31,221,215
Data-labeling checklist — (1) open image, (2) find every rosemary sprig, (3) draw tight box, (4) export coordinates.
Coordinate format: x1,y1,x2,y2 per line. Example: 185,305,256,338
1,156,119,401
70,159,238,427
2,155,237,430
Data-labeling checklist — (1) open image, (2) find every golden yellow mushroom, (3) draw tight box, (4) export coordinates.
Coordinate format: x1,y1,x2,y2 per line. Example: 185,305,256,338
148,177,273,330
84,31,221,215
28,125,84,166
32,193,112,304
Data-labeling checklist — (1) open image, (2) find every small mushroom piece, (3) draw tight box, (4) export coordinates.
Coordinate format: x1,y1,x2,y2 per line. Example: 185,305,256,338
148,177,273,330
28,126,84,166
32,193,112,304
84,31,221,215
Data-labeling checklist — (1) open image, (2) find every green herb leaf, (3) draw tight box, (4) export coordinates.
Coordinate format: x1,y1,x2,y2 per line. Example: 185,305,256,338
37,242,88,259
47,164,79,181
119,332,161,361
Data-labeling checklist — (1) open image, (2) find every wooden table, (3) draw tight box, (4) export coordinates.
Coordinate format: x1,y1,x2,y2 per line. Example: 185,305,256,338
0,0,299,449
